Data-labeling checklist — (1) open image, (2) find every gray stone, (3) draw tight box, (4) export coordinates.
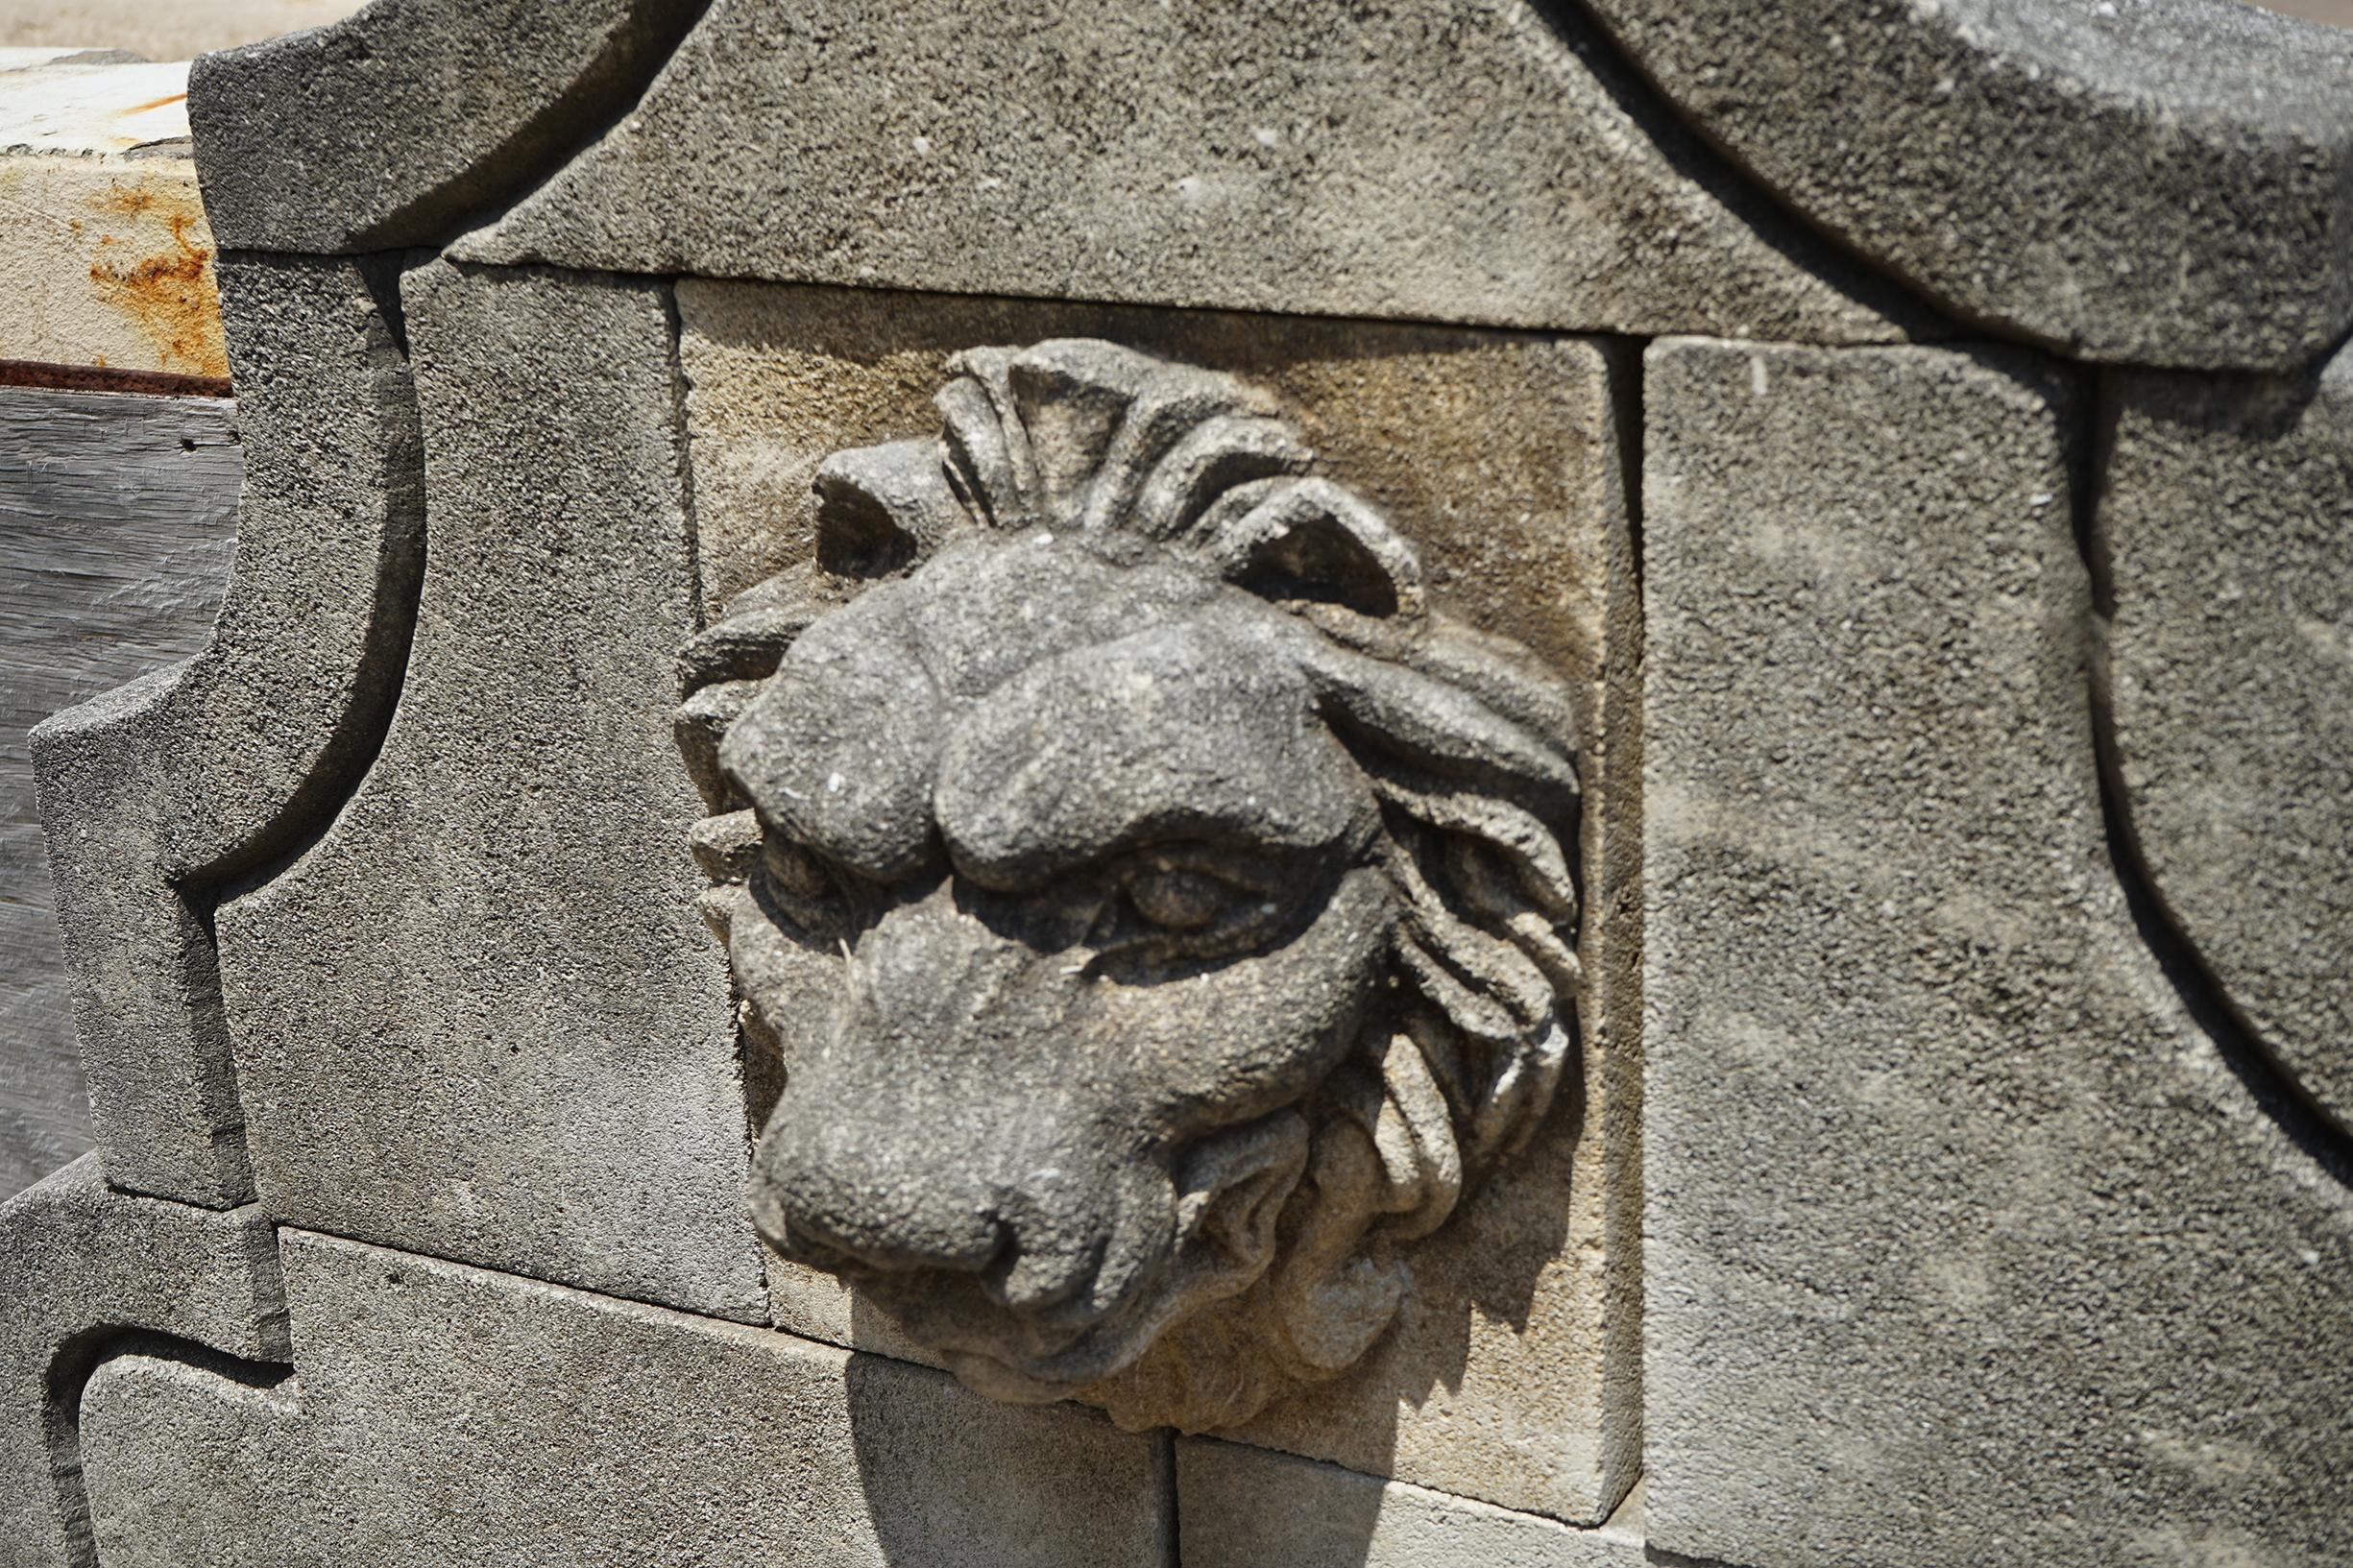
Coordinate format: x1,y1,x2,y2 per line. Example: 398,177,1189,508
1579,0,2353,371
454,0,1928,346
1642,337,2353,1568
30,253,425,1207
1176,1438,1644,1568
2098,344,2353,1133
214,261,766,1321
677,282,1641,1521
0,1155,285,1568
187,0,706,253
76,1228,1165,1568
693,336,1586,1435
0,387,239,1203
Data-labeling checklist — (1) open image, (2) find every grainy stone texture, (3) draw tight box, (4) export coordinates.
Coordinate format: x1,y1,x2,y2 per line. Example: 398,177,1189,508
0,1155,286,1568
214,261,765,1320
456,0,1926,345
30,253,423,1206
1642,338,2353,1568
2099,344,2353,1134
0,56,228,378
1177,1438,1644,1568
0,388,238,1203
75,1229,1164,1568
30,0,2353,1559
1580,0,2353,371
2261,0,2353,22
695,343,1584,1436
188,0,706,253
678,281,1641,1522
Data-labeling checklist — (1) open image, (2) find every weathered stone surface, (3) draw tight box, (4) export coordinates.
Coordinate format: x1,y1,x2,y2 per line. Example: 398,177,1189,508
698,342,1582,1436
215,261,765,1319
457,0,1926,345
30,253,423,1206
678,281,1640,1522
77,1228,1165,1568
0,1155,285,1568
1642,338,2353,1567
2099,345,2353,1133
188,0,706,253
1580,0,2353,371
1177,1438,1644,1568
0,56,228,379
0,387,238,1203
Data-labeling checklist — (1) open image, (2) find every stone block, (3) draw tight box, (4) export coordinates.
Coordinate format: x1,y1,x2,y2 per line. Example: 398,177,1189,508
457,0,1926,346
1641,338,2353,1567
1579,0,2353,370
0,386,239,1202
31,253,424,1206
76,1229,1166,1568
188,0,706,252
214,261,766,1320
2098,343,2353,1133
676,280,1641,1522
0,1155,284,1568
1176,1437,1643,1568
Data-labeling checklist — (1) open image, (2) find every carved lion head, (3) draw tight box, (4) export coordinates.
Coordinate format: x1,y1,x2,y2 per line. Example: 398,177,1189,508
675,340,1580,1432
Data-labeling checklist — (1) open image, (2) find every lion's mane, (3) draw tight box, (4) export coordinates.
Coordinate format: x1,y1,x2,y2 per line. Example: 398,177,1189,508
677,340,1581,1432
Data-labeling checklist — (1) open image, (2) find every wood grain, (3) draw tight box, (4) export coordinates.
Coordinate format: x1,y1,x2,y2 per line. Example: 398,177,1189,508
0,385,239,1201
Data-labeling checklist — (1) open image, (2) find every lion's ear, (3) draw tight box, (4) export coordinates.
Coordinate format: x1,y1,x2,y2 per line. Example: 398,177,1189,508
1293,634,1579,817
1200,478,1424,619
813,438,970,575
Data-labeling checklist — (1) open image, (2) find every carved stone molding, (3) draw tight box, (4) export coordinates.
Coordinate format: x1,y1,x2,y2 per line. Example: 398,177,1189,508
676,339,1584,1432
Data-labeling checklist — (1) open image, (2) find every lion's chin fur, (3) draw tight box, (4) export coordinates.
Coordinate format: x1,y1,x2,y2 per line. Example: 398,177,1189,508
856,1107,1414,1435
1077,1114,1413,1434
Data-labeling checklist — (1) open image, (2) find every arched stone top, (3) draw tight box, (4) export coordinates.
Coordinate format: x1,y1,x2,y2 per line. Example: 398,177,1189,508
1580,0,2353,369
188,0,2353,369
187,0,705,253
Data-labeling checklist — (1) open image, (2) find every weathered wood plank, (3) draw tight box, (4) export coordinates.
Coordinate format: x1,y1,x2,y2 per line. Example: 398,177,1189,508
0,384,239,1201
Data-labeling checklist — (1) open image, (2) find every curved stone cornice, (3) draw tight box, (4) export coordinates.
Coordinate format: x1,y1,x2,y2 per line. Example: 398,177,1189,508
186,0,708,253
1576,0,2353,369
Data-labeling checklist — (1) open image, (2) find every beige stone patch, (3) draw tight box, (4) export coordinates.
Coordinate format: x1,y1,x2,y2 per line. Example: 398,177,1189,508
0,58,226,377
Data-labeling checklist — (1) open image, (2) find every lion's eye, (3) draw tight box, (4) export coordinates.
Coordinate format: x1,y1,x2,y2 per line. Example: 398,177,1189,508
764,836,836,901
1129,867,1236,930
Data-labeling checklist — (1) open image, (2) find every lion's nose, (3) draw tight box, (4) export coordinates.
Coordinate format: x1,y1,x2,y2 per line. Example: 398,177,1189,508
751,1117,1010,1274
745,876,1123,1300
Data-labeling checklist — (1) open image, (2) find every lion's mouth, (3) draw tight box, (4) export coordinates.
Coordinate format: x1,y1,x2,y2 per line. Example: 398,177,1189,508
767,1221,1166,1394
759,1109,1311,1399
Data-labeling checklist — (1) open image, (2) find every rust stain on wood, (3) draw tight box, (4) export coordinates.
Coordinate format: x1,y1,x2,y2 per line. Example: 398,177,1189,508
0,357,231,398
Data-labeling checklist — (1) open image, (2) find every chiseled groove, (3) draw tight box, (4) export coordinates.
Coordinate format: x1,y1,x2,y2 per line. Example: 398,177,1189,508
45,1325,296,1568
195,250,432,902
134,250,437,1210
1603,326,1648,1524
2074,369,2353,1187
354,0,719,253
1529,0,1953,344
1155,1427,1179,1568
